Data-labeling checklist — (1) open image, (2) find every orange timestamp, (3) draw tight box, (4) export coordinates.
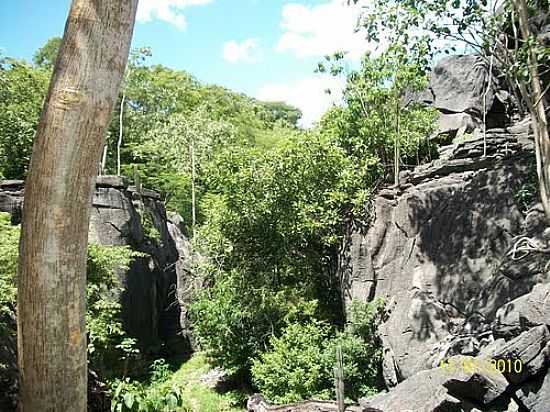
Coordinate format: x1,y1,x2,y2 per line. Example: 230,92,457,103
439,357,524,375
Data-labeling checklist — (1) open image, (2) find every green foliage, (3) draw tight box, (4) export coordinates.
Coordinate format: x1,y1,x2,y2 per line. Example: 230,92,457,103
136,208,161,243
0,57,49,179
110,354,244,412
33,36,62,68
190,270,319,374
251,321,333,404
200,132,371,264
127,110,237,227
86,244,143,378
190,131,378,375
256,101,302,129
0,213,18,337
318,49,438,177
251,300,384,404
514,158,539,213
111,360,186,412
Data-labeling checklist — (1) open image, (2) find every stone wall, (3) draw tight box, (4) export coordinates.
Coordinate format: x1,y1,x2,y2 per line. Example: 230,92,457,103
0,175,193,355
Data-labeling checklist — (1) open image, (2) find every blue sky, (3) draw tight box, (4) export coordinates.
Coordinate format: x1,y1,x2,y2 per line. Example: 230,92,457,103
0,0,371,126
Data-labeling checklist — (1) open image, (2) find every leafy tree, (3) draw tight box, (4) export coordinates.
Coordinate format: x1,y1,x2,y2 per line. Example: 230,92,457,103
190,132,375,375
33,36,62,68
318,50,437,183
0,58,49,179
128,110,237,231
256,101,303,128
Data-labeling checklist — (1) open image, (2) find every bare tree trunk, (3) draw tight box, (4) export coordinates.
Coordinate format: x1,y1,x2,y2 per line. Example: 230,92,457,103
101,140,108,174
17,1,138,411
514,0,550,220
191,139,196,237
117,94,126,176
394,99,400,186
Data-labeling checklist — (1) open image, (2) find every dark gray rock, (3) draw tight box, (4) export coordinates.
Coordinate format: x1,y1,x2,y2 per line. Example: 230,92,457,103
481,325,550,385
515,369,550,412
95,175,128,188
0,176,193,356
338,124,547,384
495,283,550,337
429,55,495,117
436,112,478,138
247,394,371,412
361,356,507,412
441,356,509,404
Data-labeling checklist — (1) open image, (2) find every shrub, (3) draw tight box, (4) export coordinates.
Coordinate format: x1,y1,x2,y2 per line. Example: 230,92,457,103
251,300,385,405
251,321,333,404
87,244,143,378
110,360,186,412
189,269,319,375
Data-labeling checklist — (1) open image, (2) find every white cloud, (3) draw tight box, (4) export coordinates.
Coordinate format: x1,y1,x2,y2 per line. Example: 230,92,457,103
276,0,370,60
257,75,345,128
137,0,212,30
222,39,260,64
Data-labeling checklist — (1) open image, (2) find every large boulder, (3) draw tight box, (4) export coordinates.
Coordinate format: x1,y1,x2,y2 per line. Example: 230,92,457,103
480,325,550,385
515,369,550,412
495,282,550,337
361,355,509,412
429,55,495,118
423,54,511,138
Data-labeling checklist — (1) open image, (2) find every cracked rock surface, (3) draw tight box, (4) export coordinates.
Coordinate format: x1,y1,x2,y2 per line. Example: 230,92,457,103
338,127,550,410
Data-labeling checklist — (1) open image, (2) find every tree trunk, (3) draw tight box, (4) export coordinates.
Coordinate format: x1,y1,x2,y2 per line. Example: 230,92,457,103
117,94,126,176
17,1,138,411
514,0,550,220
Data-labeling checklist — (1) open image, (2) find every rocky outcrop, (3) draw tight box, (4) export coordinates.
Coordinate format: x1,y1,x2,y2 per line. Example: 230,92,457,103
247,394,377,412
0,176,194,354
412,54,511,139
339,125,540,375
338,118,550,410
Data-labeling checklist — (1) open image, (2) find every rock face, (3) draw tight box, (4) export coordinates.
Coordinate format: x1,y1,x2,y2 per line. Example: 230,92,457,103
339,126,540,379
419,55,510,138
338,115,550,409
0,176,194,354
0,177,197,410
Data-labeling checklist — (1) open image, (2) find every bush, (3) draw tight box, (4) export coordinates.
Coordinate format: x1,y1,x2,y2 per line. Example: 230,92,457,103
251,321,333,404
189,269,319,375
250,300,385,405
110,360,186,412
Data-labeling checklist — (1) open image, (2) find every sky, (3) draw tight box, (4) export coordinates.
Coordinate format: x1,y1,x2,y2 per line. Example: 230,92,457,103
0,0,373,127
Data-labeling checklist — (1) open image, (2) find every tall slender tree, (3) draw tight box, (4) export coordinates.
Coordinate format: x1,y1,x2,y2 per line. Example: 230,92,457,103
17,1,138,410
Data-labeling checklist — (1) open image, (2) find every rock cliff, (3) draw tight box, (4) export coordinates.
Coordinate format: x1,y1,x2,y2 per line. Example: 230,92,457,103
0,176,193,355
337,56,550,411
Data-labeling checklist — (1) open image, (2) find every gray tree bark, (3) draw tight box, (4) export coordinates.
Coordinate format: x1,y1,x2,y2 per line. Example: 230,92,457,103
514,0,550,221
17,1,138,411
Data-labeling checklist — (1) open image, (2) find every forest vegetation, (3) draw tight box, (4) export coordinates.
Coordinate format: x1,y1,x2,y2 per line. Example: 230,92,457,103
0,0,548,410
